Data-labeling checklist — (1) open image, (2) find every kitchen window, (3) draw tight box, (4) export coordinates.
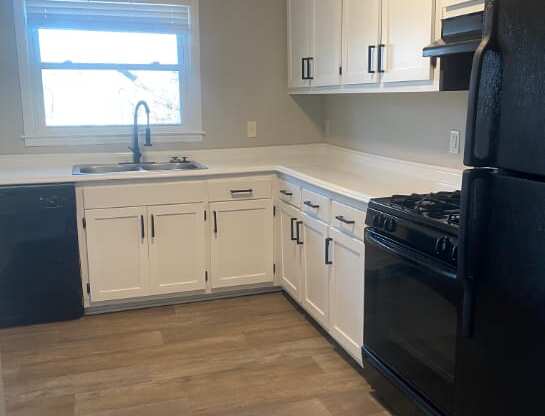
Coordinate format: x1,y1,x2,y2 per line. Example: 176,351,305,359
13,0,203,146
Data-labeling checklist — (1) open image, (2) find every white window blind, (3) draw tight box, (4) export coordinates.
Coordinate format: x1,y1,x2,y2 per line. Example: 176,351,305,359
25,0,192,33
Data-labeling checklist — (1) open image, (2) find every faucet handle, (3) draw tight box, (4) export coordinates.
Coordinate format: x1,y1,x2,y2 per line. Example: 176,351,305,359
170,156,191,163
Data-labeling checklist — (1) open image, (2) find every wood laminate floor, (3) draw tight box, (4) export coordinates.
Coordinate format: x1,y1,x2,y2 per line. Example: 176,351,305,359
0,293,391,416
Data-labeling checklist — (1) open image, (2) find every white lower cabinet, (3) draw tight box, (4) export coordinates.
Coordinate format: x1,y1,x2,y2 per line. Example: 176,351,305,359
210,199,274,288
328,227,365,363
149,204,207,295
279,201,304,302
86,207,150,302
302,214,330,328
85,204,207,302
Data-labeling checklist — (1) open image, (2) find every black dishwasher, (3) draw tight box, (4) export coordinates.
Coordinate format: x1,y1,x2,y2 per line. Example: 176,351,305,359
0,184,83,328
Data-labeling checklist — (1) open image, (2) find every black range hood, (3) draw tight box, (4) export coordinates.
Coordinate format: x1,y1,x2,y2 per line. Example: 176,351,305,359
423,11,484,91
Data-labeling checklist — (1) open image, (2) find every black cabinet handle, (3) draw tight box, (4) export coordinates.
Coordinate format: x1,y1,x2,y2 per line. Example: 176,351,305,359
304,200,320,209
368,45,376,74
296,221,303,245
302,57,308,80
336,215,356,225
302,57,314,80
290,218,297,241
280,190,293,196
378,44,385,73
325,238,333,265
213,211,218,234
230,189,253,195
140,215,145,240
306,57,314,80
151,214,155,238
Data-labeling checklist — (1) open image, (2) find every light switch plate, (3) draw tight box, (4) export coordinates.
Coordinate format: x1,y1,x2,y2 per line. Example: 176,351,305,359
449,130,460,154
247,121,257,139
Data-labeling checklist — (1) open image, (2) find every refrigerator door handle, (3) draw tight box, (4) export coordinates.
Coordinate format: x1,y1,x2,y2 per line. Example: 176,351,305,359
465,0,499,166
459,169,490,338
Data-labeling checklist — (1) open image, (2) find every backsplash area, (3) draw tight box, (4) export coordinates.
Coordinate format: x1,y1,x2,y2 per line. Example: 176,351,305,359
324,92,469,170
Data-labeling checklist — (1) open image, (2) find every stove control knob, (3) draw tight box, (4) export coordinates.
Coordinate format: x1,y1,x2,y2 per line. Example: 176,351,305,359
373,213,386,229
451,244,458,262
435,236,450,255
385,217,397,232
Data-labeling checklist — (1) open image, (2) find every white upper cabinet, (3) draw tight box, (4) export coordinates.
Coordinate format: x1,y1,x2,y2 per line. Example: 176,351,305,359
342,0,381,85
379,0,434,83
210,199,274,288
148,204,207,296
288,0,314,88
287,0,437,91
312,0,343,87
86,207,149,302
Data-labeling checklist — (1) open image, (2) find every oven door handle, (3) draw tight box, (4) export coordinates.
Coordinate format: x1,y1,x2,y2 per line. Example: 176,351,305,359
365,229,457,280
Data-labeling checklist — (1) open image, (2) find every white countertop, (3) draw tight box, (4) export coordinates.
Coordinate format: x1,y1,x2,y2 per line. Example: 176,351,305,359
0,144,462,204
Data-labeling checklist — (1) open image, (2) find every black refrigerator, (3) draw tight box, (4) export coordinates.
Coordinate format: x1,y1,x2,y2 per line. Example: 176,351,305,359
457,0,545,414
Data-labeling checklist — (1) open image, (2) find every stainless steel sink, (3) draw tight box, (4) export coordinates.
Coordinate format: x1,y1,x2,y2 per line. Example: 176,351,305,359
73,161,208,175
141,161,208,171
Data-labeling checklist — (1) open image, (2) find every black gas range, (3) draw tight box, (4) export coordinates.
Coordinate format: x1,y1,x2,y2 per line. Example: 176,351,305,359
363,191,462,416
366,191,460,267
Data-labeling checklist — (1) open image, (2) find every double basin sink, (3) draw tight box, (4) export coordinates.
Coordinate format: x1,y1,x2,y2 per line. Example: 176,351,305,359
73,160,208,175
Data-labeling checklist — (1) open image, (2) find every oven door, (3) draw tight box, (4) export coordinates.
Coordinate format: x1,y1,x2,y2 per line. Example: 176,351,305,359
364,229,461,416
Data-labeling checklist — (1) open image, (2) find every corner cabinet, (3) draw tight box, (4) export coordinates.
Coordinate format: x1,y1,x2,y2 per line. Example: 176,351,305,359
278,201,304,301
277,181,366,365
287,0,438,93
210,199,274,288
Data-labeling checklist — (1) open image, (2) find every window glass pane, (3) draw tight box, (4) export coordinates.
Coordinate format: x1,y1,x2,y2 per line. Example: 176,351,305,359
38,29,179,65
42,70,181,126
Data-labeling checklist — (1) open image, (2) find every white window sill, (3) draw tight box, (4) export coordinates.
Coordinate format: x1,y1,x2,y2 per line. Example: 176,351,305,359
22,131,205,147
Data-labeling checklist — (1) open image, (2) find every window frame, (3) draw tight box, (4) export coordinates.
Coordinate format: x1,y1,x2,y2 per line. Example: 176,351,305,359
13,0,204,147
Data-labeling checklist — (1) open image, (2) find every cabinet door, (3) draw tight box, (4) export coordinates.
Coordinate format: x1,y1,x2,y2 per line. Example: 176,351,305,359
288,0,314,88
148,204,207,295
85,207,149,302
380,0,434,83
210,200,274,288
312,0,342,87
342,0,381,85
329,227,365,364
302,214,330,328
279,202,304,302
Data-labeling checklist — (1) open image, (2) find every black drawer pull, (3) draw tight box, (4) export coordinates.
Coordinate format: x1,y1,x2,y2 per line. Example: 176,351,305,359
151,214,155,238
336,215,356,225
213,211,218,234
296,221,304,245
280,190,293,196
230,189,253,194
304,200,320,209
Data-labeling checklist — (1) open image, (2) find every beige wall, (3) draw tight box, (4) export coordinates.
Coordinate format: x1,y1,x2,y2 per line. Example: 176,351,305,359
0,0,324,154
324,92,468,169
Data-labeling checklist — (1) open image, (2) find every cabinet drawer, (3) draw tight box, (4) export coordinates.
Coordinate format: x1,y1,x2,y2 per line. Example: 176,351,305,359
278,179,302,208
331,201,366,240
83,181,207,209
302,188,330,223
208,177,272,202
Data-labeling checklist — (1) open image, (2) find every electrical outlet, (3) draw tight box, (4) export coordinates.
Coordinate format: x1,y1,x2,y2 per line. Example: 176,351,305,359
247,121,257,139
449,130,460,154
